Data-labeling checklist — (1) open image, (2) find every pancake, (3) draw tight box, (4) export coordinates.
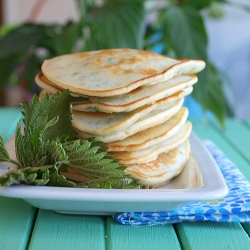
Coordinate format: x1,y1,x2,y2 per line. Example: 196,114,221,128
39,89,50,100
36,70,193,113
124,139,191,186
75,98,184,142
36,73,62,94
106,107,188,151
72,97,183,137
163,154,204,189
34,48,206,188
73,76,195,113
110,121,192,164
41,49,205,97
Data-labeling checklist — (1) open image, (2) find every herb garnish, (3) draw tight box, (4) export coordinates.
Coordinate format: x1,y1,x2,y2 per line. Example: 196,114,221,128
0,91,140,189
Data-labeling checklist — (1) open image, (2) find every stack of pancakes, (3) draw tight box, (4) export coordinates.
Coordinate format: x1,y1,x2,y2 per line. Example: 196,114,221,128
36,49,205,187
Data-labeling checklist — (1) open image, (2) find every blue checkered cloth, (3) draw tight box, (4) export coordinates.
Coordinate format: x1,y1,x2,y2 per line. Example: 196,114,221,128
114,141,250,225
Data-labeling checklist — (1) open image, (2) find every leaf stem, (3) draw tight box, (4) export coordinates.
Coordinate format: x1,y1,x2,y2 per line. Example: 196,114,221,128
6,159,21,168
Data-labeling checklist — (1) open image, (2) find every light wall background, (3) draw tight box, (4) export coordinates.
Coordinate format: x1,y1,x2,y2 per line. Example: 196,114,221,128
2,0,250,119
2,0,78,24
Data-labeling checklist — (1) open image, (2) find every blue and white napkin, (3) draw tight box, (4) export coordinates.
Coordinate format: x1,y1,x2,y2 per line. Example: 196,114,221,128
114,141,250,225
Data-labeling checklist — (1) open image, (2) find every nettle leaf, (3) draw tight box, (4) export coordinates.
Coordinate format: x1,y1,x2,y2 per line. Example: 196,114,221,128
15,91,81,168
0,166,51,186
163,5,207,60
0,136,10,162
84,1,146,50
21,91,78,141
76,176,141,189
0,165,75,187
1,90,139,188
63,139,121,177
47,166,75,187
15,121,69,168
63,139,140,188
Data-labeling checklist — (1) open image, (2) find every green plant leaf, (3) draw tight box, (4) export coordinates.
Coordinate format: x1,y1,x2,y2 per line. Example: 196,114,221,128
19,53,42,92
0,166,51,186
15,121,69,168
0,90,139,189
83,1,146,50
47,165,76,187
0,23,56,90
62,139,141,189
192,63,227,127
15,91,80,168
0,54,23,89
162,5,208,60
0,164,75,187
0,136,10,162
20,91,78,142
179,0,214,10
0,23,46,58
49,21,82,55
76,176,141,189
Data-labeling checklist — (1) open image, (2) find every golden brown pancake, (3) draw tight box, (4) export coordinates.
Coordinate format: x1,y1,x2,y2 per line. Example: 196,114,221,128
75,98,184,142
41,49,205,97
37,72,193,114
125,139,190,186
110,121,192,164
106,107,188,151
35,48,206,187
72,97,183,137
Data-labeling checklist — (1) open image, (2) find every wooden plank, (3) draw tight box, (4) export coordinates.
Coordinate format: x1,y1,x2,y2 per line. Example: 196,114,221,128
191,119,250,181
183,120,250,249
28,210,106,250
105,216,181,250
175,222,250,250
242,223,250,237
211,118,250,164
0,197,37,250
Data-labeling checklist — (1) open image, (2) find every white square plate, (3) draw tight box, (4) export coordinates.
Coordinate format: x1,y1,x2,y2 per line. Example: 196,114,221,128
0,133,228,215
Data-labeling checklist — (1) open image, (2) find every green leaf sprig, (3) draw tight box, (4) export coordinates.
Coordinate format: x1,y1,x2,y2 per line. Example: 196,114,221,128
0,91,140,189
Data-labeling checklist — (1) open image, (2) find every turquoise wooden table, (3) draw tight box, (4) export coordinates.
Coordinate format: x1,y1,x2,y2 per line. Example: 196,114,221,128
0,107,249,250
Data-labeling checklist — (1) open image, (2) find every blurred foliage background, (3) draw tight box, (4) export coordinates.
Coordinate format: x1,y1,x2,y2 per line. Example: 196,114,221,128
0,0,249,126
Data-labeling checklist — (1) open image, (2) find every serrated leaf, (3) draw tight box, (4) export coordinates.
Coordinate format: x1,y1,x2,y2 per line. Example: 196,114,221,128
16,127,69,169
47,166,76,187
21,91,78,141
0,136,10,161
0,166,52,186
15,92,77,169
1,91,140,189
76,176,141,189
62,139,140,188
